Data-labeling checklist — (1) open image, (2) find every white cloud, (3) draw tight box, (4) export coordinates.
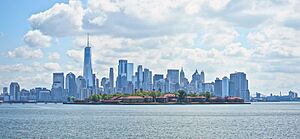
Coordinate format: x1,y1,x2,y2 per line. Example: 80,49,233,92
66,49,83,63
0,64,34,73
48,52,60,61
24,30,52,48
44,62,61,71
201,20,239,48
248,24,300,59
7,46,43,59
29,0,84,36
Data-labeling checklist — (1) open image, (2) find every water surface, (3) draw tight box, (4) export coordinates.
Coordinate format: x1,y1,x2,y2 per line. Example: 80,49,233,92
0,102,299,138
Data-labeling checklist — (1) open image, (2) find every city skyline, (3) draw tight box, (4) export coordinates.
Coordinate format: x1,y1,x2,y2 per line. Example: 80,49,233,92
1,42,251,102
1,0,300,95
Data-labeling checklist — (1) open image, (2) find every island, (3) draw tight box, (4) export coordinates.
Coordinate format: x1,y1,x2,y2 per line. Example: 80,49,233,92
64,90,250,105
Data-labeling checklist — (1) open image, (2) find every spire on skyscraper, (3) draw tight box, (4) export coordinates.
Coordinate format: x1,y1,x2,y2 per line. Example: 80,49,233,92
87,33,90,47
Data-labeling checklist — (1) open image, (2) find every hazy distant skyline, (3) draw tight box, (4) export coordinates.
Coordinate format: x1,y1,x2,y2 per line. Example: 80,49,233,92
0,0,300,95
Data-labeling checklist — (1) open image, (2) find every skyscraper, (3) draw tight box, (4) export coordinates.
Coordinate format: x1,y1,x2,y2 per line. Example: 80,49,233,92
51,73,64,101
118,60,127,76
92,74,96,88
143,68,152,91
200,70,205,83
167,69,179,84
127,63,133,82
190,69,201,92
66,72,77,98
180,67,185,86
9,82,20,101
214,78,222,97
153,74,163,91
222,76,229,97
153,74,163,85
83,35,93,87
109,67,114,94
229,72,250,101
116,60,128,92
3,87,8,95
76,76,87,100
101,77,110,94
167,69,179,92
179,67,189,90
137,65,143,89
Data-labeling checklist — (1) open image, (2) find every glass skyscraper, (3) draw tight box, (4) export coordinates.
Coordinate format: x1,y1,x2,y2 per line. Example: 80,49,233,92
222,76,229,97
52,73,64,101
167,69,179,84
109,67,114,93
137,65,143,89
127,63,133,82
83,35,93,87
116,60,128,92
9,82,20,101
229,72,250,101
66,72,77,98
167,69,180,92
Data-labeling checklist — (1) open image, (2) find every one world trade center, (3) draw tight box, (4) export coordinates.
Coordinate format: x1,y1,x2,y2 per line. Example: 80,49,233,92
83,34,93,87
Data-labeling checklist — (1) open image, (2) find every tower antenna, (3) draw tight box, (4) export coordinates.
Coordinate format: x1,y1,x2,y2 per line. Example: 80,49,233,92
87,33,90,47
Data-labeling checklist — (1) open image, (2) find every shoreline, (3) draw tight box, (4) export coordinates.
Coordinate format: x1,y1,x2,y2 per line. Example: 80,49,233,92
62,102,251,105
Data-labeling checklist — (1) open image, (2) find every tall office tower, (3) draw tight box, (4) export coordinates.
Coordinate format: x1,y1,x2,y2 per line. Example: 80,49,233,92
190,69,201,92
116,60,128,92
143,68,152,91
164,78,170,93
153,74,164,91
137,65,143,89
96,78,99,88
92,74,96,88
101,77,110,94
167,69,179,84
200,70,205,83
51,73,64,101
180,67,185,87
126,63,134,93
214,78,222,97
132,74,137,90
66,72,77,98
179,68,189,90
3,87,8,95
118,60,128,76
167,69,180,92
229,72,250,101
109,67,114,93
127,63,134,82
76,76,87,100
9,82,20,101
83,35,93,87
222,76,229,97
201,82,214,93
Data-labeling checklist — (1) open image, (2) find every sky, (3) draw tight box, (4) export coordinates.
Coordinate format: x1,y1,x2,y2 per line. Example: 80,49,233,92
0,0,300,96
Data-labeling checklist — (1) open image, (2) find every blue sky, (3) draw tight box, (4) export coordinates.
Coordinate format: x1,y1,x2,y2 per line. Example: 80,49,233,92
1,0,300,95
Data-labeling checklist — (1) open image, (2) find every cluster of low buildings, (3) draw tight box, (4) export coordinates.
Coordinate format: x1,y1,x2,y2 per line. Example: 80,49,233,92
252,91,299,102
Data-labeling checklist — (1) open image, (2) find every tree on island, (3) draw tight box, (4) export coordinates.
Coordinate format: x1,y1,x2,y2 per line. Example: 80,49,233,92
199,92,213,99
88,94,101,102
177,90,187,103
149,91,162,102
67,96,76,102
